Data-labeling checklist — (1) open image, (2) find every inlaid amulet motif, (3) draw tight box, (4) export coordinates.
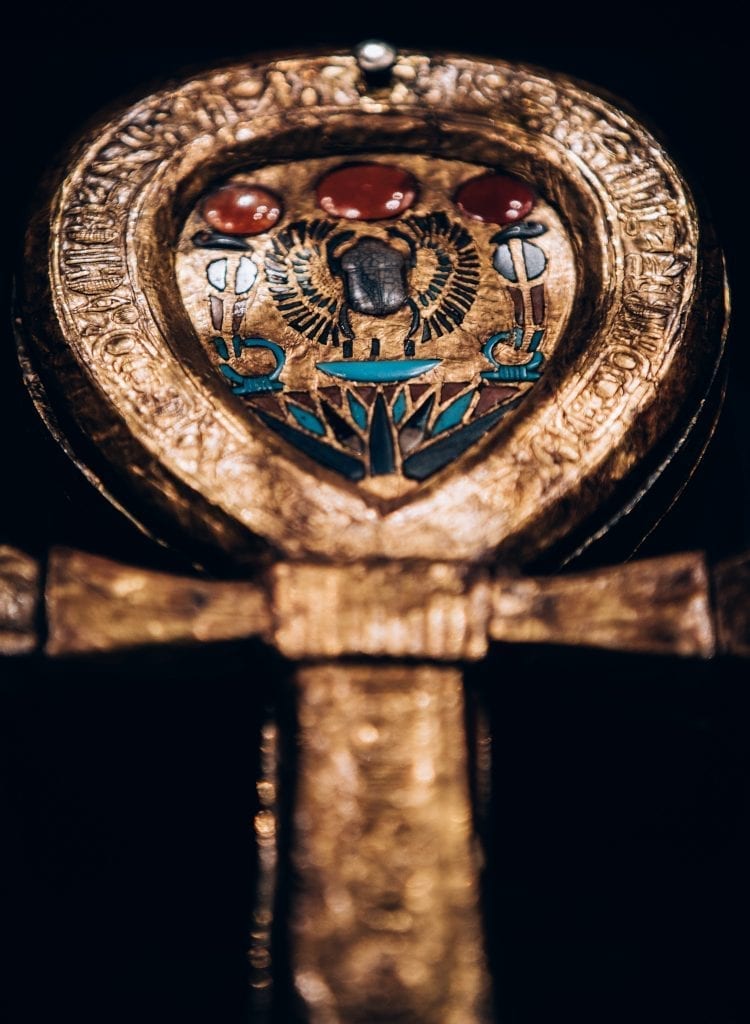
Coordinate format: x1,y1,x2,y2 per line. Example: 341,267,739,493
12,42,732,1024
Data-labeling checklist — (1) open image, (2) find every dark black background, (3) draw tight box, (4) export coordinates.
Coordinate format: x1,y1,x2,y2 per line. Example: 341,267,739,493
1,18,748,1024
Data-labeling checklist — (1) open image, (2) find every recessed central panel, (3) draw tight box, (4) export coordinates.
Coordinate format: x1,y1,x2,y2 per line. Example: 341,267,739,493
176,153,575,500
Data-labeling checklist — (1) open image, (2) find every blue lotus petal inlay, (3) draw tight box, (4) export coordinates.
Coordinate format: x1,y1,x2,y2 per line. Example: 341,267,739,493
288,403,326,436
403,401,520,481
370,394,395,475
431,391,474,436
348,392,368,430
256,410,365,482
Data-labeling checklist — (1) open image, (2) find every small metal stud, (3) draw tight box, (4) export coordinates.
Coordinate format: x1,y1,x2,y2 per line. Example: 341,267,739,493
354,39,397,75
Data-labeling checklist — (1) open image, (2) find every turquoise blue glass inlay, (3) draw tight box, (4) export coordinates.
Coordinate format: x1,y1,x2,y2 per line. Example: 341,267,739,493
392,390,407,424
370,394,395,475
348,392,368,430
431,390,474,436
481,332,544,383
317,359,440,383
288,402,326,436
482,332,510,363
220,363,284,395
218,336,286,395
256,410,364,482
481,350,543,382
212,336,229,360
528,329,545,352
403,402,519,481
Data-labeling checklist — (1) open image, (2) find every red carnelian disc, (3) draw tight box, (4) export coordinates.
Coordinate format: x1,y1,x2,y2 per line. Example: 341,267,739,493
200,185,283,235
455,173,535,226
316,163,417,220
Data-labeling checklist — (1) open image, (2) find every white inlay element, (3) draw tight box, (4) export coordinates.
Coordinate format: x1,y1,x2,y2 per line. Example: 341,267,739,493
207,258,228,291
235,256,258,295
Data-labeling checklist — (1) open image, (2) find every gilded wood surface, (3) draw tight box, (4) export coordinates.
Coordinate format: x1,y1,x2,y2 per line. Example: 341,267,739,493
0,545,40,654
19,51,726,566
292,663,491,1023
11,546,718,660
713,552,750,657
271,561,491,661
488,551,716,656
44,547,270,655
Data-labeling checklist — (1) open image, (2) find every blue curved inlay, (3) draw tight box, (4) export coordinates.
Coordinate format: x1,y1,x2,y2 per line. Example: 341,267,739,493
220,336,286,395
482,332,510,367
491,221,547,245
288,403,326,436
317,359,441,383
431,390,474,436
528,329,545,352
481,331,544,383
232,336,285,378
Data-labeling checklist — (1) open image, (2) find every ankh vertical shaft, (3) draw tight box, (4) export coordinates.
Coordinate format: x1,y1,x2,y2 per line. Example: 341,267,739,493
290,663,491,1023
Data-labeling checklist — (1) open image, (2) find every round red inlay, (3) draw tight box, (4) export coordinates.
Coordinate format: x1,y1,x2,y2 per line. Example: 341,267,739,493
316,163,417,220
455,174,535,226
200,184,283,235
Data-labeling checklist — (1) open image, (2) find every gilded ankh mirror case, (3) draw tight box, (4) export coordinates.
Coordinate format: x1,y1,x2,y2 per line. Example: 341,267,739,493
6,40,741,1024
